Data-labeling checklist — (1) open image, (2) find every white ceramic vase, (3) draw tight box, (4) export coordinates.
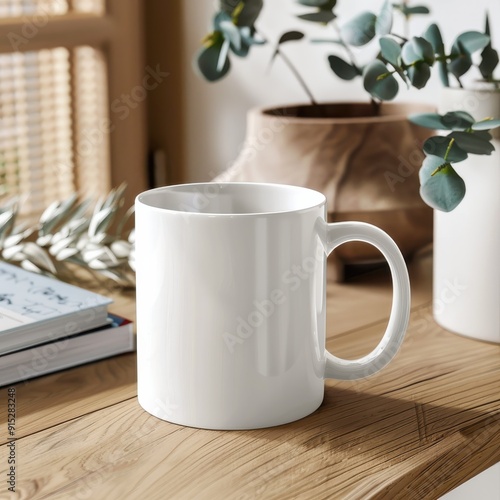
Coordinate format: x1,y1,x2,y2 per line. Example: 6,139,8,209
433,87,500,343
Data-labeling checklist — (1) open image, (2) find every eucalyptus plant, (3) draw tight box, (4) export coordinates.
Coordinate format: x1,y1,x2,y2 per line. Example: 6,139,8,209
195,0,500,212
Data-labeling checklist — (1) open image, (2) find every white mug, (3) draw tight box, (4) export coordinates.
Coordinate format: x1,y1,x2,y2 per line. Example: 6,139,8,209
135,182,410,430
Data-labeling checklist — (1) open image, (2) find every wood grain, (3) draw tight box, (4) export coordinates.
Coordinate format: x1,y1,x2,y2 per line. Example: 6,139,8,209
1,253,499,500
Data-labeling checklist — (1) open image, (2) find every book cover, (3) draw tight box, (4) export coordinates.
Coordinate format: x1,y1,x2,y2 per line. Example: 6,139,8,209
0,261,112,354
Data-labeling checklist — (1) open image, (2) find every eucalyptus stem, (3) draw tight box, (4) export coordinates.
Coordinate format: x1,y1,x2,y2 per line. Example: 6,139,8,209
444,137,455,162
331,20,362,75
330,19,381,114
275,48,317,106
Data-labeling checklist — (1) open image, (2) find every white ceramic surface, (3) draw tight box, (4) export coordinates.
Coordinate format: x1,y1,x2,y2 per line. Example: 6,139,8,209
135,183,411,430
434,88,500,343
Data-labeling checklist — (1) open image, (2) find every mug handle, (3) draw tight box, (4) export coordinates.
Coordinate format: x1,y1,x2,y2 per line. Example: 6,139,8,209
320,221,411,380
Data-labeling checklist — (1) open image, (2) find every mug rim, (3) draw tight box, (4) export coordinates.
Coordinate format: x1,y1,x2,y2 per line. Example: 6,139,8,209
135,182,327,217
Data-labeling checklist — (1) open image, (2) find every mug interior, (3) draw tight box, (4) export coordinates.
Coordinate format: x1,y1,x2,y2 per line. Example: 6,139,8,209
137,183,325,215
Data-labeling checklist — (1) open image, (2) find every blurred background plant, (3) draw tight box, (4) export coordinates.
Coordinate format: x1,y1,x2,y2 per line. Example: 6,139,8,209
0,185,135,288
195,0,500,211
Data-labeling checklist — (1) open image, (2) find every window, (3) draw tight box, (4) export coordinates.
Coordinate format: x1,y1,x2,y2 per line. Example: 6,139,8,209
0,0,147,214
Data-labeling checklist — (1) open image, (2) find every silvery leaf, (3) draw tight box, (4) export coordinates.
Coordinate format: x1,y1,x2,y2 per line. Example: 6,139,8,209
21,260,43,274
90,233,109,245
39,200,60,225
88,207,114,237
88,258,112,270
2,244,26,260
111,240,132,258
36,234,53,247
49,236,77,256
66,218,89,234
40,194,77,235
55,247,80,261
100,269,133,285
22,242,57,274
82,247,108,263
0,210,15,240
5,233,27,248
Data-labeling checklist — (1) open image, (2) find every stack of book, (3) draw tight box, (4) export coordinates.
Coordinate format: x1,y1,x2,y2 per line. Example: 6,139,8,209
0,261,134,386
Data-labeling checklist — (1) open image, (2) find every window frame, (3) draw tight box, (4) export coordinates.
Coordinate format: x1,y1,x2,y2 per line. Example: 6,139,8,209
0,0,148,209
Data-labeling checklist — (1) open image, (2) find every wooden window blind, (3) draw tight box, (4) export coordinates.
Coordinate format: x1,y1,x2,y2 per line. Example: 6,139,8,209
0,0,147,214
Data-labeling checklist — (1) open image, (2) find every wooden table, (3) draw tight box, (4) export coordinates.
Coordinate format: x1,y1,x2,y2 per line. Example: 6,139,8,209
1,252,499,499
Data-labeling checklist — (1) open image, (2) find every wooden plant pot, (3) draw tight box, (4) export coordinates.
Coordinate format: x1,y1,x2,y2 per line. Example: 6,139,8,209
215,102,434,281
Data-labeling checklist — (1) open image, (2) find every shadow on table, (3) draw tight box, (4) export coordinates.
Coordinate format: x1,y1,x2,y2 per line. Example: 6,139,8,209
234,385,499,498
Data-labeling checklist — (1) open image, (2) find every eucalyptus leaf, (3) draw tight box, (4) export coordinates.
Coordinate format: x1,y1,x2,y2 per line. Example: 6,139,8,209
232,27,265,57
473,130,493,141
479,14,499,78
448,49,472,79
230,39,250,57
419,161,466,212
453,31,490,54
423,136,468,162
401,37,434,65
195,42,231,82
409,113,449,130
423,23,444,55
341,12,377,47
328,55,359,80
271,31,305,64
441,111,474,130
376,0,393,36
448,33,487,79
217,39,231,71
437,61,449,87
213,11,232,31
219,0,240,14
407,63,431,89
479,45,500,79
404,6,430,15
449,131,495,155
297,0,336,6
472,118,500,130
363,60,399,100
298,11,335,23
219,20,241,50
278,31,305,45
240,27,265,45
418,154,447,185
394,4,430,17
379,37,401,66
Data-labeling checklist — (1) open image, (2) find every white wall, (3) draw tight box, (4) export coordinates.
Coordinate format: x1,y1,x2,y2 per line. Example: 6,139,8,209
182,0,500,181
